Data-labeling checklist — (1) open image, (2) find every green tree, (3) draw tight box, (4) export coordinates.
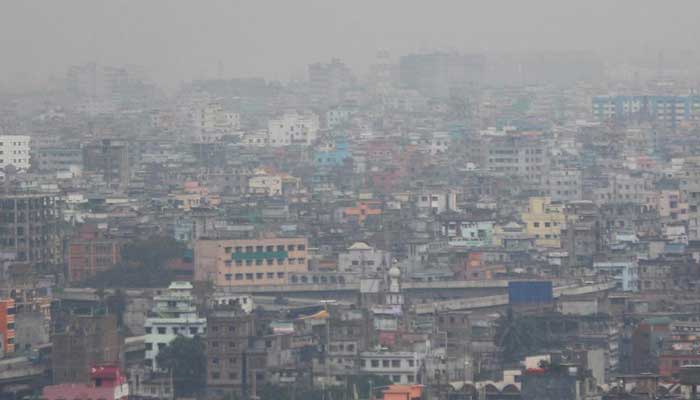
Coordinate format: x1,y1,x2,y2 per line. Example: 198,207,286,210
82,235,184,288
495,308,543,363
156,336,206,397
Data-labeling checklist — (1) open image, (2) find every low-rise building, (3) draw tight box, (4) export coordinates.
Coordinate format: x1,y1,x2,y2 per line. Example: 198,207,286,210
144,282,206,370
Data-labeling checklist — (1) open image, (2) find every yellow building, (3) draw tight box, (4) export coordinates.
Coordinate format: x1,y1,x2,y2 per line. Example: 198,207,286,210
521,197,565,248
194,236,308,286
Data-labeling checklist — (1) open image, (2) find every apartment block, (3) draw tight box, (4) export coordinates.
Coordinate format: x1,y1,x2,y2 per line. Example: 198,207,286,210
0,135,31,171
195,237,309,286
0,298,16,354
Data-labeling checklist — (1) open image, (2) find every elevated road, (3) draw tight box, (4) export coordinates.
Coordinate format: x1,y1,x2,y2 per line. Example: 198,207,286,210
413,281,617,314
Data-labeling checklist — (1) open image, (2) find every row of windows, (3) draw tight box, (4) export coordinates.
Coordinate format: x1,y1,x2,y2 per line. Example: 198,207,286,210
225,272,285,281
225,244,305,253
225,258,305,267
145,326,202,335
530,221,559,228
361,359,416,368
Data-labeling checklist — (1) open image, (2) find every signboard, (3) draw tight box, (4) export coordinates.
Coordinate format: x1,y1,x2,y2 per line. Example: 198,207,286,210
508,281,553,304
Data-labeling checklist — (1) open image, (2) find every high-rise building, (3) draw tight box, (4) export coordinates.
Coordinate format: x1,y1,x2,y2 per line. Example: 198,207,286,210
194,237,309,286
0,191,61,267
82,139,129,191
0,135,31,171
308,58,355,107
399,53,484,98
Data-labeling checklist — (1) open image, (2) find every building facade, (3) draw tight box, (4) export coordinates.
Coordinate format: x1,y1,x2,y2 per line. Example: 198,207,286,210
268,112,319,146
67,224,121,283
194,237,309,286
0,135,31,171
82,139,130,191
0,298,16,354
0,191,61,267
144,282,206,370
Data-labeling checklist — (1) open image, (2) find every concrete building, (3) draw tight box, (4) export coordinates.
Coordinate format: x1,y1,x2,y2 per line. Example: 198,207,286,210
82,139,129,191
0,191,61,267
414,188,459,215
33,146,82,173
521,197,565,248
144,282,206,370
67,224,121,283
0,299,16,354
268,112,319,146
337,242,391,275
592,94,700,128
593,261,639,292
0,135,31,171
308,58,355,107
52,314,122,384
359,351,423,384
195,237,309,286
484,135,549,190
543,168,582,203
205,306,262,398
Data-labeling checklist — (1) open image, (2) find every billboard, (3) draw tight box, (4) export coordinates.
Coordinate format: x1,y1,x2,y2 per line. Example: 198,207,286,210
508,281,553,304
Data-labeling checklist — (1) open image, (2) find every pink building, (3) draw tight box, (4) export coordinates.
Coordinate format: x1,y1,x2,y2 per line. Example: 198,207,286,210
43,365,128,400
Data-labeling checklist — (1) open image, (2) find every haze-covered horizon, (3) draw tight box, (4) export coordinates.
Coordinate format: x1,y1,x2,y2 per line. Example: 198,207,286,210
2,0,700,89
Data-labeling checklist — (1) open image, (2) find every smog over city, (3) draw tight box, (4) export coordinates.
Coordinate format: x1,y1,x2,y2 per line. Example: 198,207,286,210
3,2,700,400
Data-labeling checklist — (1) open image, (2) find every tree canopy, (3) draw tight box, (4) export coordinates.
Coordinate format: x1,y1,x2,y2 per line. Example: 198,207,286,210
82,235,185,288
156,336,206,397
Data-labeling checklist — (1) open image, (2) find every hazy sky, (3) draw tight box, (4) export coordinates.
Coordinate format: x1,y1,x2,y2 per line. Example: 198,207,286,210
2,0,699,88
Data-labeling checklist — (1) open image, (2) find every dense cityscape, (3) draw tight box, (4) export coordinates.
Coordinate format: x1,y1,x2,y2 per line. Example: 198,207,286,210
4,3,700,400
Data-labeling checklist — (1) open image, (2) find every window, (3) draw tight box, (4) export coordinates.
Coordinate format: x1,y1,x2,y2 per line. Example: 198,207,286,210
392,375,401,383
371,360,379,367
157,327,166,334
145,327,152,334
288,244,296,251
298,244,306,251
256,273,264,279
190,327,198,335
211,372,220,380
408,360,415,367
382,360,390,367
158,343,166,350
533,222,540,228
277,272,285,279
392,360,401,367
145,343,153,350
267,272,274,279
212,357,219,364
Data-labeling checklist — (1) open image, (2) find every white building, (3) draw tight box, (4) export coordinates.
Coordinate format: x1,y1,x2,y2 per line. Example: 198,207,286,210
268,112,319,146
191,103,240,142
144,282,206,370
337,242,391,275
414,188,459,215
0,135,31,171
326,107,356,130
359,350,423,384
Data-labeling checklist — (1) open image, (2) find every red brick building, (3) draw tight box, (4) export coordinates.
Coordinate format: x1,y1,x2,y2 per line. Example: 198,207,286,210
0,298,16,354
67,225,121,283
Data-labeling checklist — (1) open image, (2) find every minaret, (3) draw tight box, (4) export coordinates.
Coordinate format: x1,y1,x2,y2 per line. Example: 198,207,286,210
386,261,404,306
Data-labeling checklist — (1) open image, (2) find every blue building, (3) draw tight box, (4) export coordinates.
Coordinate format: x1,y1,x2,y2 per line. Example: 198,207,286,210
313,140,350,168
592,94,700,128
